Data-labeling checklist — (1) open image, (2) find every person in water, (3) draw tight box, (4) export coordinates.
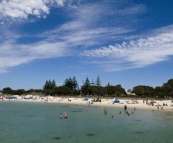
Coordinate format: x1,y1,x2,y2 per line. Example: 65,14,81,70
60,113,63,119
124,105,127,110
64,112,67,118
104,108,108,114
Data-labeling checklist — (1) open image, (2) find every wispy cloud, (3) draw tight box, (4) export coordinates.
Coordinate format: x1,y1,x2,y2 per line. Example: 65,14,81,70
0,41,70,73
81,26,173,71
0,0,159,73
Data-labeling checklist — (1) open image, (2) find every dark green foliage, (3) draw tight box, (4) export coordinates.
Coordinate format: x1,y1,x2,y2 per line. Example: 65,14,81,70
2,87,12,94
153,86,165,98
132,86,153,96
88,86,98,95
81,77,90,95
161,79,173,98
167,79,173,86
43,79,56,90
11,89,25,95
132,79,173,98
106,85,127,96
2,77,173,98
26,89,43,94
43,79,57,95
63,76,79,94
54,86,73,95
95,75,101,87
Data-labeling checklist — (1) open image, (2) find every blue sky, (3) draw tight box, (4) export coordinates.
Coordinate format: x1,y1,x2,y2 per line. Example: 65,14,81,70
0,0,173,90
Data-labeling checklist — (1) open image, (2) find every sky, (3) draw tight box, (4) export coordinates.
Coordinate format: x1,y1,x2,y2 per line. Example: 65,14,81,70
0,0,173,91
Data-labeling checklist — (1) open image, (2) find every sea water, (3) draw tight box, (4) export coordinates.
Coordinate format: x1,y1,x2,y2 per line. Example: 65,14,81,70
0,101,173,143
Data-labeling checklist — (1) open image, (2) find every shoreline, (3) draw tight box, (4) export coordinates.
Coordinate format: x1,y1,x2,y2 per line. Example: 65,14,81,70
1,96,173,111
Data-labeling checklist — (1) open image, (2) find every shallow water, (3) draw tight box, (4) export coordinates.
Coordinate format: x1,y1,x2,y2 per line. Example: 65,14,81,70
0,101,173,143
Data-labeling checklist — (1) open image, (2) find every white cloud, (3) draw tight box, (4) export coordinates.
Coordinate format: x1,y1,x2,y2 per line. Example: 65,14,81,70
55,0,66,6
81,26,173,71
0,41,70,73
0,0,66,19
0,0,163,74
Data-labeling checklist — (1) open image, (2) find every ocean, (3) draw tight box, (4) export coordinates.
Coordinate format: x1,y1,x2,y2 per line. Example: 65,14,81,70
0,101,173,143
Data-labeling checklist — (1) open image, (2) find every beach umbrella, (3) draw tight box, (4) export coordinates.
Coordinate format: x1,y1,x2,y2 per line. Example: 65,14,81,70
114,100,120,103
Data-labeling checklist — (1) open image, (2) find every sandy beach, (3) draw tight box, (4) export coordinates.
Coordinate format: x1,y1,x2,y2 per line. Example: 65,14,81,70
2,95,173,111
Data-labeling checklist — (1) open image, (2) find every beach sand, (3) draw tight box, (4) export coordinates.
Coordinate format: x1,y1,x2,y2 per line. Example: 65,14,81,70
2,96,173,111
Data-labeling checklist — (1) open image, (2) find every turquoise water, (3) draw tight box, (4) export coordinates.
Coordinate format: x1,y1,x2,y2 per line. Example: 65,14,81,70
0,101,173,143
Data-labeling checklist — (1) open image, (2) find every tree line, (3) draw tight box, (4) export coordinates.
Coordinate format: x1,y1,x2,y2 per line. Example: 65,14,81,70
132,79,173,98
1,77,173,98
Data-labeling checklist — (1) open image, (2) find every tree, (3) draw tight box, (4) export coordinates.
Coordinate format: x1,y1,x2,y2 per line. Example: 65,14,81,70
106,85,127,97
95,75,101,87
64,77,73,90
153,86,164,98
12,89,25,95
2,87,12,94
106,82,111,87
52,80,56,89
81,77,90,95
43,79,57,95
72,76,79,94
132,85,153,96
54,86,73,95
43,79,56,90
88,86,97,95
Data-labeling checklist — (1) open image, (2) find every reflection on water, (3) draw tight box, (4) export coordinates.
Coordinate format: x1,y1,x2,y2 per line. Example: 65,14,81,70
0,101,173,143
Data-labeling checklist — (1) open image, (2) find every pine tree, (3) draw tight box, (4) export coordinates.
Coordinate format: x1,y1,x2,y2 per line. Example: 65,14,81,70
52,79,56,89
81,77,90,95
64,77,73,90
72,76,78,91
95,76,101,87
